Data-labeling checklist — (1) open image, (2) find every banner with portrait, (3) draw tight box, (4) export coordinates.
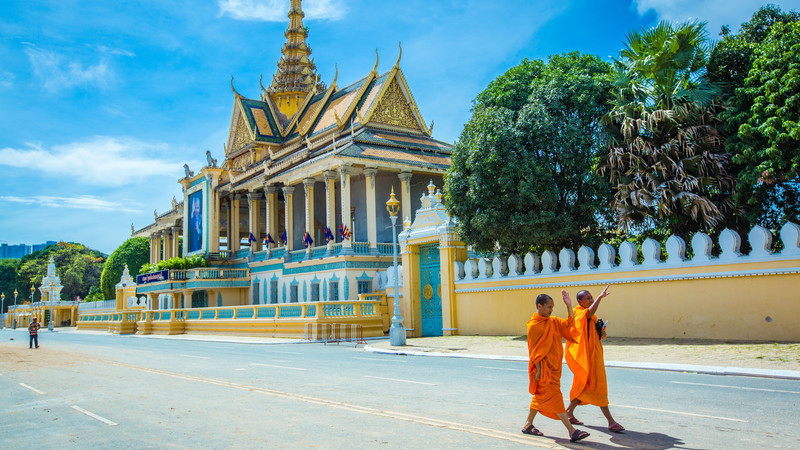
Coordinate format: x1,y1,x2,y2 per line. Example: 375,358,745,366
187,190,203,253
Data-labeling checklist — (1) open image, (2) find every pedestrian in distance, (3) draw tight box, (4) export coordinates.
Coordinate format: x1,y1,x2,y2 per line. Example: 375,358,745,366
29,317,41,349
564,285,625,433
522,292,590,443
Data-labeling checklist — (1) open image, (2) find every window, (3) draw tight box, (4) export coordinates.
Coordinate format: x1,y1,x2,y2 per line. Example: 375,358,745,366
357,280,372,295
252,280,260,305
191,291,207,308
311,282,320,302
270,280,278,304
290,284,298,303
329,281,339,301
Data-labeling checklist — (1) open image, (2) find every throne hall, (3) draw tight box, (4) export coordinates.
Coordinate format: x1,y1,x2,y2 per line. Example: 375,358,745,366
123,0,452,337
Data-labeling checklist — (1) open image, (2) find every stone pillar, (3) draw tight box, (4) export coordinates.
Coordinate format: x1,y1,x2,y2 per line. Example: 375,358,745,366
210,189,221,253
264,185,279,248
324,171,337,242
363,168,378,250
230,194,241,252
182,290,194,309
283,185,295,251
398,172,413,225
149,235,156,264
339,164,353,253
247,192,261,252
171,226,180,258
160,231,167,262
303,178,315,247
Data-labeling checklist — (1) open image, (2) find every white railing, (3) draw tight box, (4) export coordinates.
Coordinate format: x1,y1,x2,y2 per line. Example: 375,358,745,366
454,222,800,281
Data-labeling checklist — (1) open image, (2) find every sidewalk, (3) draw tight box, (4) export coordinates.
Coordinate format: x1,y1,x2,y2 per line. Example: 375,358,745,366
365,335,800,380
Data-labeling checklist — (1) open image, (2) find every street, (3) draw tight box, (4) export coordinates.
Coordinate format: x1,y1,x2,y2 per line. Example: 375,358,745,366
1,329,798,448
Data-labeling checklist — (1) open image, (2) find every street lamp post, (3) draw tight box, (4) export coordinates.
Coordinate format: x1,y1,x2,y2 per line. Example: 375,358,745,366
386,187,406,346
1,292,4,329
13,289,18,329
30,286,35,329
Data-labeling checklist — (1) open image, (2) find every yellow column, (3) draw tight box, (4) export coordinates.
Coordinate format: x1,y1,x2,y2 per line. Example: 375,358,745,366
161,230,167,262
247,192,261,251
363,168,378,250
210,186,221,253
283,185,295,251
303,178,315,247
324,171,337,242
149,234,157,264
171,226,180,258
400,242,419,337
230,194,241,252
264,185,279,248
438,236,466,336
339,164,353,253
398,172,413,225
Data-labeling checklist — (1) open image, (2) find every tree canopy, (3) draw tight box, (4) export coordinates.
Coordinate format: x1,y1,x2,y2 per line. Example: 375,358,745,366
599,21,735,237
710,6,800,228
0,258,21,313
16,242,105,302
444,52,614,254
100,237,150,300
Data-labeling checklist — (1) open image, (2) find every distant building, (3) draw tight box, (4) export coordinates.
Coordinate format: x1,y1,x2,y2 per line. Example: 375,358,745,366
0,241,57,259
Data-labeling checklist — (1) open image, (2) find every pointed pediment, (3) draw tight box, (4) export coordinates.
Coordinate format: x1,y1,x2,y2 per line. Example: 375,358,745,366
226,99,254,157
363,69,430,136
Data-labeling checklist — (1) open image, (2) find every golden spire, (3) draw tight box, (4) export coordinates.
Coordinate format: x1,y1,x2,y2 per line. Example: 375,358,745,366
269,0,326,118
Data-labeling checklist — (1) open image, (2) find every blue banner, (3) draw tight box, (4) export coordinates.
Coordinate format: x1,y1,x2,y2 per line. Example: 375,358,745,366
136,270,169,284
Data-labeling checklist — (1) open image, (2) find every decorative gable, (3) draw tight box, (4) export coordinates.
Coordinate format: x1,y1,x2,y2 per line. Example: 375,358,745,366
370,78,421,132
227,103,253,157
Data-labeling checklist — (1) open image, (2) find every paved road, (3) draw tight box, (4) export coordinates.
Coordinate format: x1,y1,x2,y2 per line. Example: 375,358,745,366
1,329,798,448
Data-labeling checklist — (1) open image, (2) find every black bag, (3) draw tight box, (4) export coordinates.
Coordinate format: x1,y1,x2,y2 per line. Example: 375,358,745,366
595,318,605,334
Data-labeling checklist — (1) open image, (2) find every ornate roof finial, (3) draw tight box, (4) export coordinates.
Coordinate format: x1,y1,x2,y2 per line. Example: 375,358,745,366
230,75,242,98
394,42,402,69
371,48,379,74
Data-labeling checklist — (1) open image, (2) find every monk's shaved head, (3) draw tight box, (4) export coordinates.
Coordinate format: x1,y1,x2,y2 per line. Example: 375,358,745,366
536,294,552,307
577,290,591,301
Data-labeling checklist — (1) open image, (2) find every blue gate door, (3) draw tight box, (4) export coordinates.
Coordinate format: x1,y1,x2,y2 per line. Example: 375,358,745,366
419,244,442,336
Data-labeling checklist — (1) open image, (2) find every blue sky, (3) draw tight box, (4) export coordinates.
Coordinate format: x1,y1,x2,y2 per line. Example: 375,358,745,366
1,0,797,255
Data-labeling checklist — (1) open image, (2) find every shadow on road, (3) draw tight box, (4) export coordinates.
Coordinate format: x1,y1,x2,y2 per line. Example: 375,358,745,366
554,426,692,450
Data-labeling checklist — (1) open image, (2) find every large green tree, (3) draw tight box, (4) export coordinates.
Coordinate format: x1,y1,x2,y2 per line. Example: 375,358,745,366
444,52,614,255
0,258,21,313
16,242,105,302
710,6,800,228
100,237,149,300
599,21,735,237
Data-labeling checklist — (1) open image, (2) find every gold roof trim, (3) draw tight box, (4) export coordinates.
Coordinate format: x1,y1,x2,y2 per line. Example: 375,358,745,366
360,63,430,136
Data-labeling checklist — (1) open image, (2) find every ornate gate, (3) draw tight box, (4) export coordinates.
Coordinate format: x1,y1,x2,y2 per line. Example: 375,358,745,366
419,243,442,336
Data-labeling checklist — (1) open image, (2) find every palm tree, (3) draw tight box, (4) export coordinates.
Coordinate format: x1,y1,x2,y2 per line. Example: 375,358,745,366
599,21,735,237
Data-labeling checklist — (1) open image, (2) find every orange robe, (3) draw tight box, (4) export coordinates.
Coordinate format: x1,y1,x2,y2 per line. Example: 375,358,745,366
527,312,573,419
565,306,609,406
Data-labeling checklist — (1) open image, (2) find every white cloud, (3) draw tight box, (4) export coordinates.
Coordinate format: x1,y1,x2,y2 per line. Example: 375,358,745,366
632,0,795,36
0,195,141,214
218,0,345,22
0,136,194,186
0,71,13,92
24,44,111,92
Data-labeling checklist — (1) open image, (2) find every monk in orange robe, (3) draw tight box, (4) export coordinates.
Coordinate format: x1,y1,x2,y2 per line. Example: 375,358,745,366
564,285,625,433
522,292,589,443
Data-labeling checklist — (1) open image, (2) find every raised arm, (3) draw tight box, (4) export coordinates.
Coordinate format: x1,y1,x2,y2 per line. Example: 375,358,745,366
587,284,610,318
561,289,574,319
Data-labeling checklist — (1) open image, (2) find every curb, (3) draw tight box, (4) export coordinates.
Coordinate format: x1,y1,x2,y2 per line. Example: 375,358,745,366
363,345,800,380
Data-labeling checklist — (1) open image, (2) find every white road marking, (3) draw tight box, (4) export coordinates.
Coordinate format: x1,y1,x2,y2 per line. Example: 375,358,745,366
476,365,526,372
109,361,555,448
19,383,45,395
251,363,307,371
671,381,800,394
614,404,746,423
352,357,408,363
364,375,436,386
179,354,211,359
262,350,303,355
71,405,118,426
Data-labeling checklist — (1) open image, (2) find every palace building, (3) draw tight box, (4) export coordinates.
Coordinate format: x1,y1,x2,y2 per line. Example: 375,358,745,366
123,0,453,337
